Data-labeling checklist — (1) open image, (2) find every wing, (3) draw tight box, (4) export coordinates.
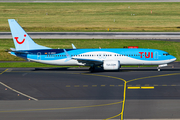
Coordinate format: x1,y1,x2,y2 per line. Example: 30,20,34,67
73,58,103,66
63,49,103,66
72,44,76,49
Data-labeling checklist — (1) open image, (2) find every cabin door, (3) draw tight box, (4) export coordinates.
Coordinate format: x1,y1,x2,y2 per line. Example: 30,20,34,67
37,52,41,60
154,51,158,60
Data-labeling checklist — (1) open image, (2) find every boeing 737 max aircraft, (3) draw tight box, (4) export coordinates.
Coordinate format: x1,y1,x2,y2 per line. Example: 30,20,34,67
8,19,176,71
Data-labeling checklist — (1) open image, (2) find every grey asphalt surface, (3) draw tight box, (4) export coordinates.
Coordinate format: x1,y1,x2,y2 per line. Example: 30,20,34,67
1,32,180,41
0,67,180,120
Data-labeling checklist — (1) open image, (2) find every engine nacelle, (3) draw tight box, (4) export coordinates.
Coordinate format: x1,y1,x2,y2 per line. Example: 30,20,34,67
103,60,120,70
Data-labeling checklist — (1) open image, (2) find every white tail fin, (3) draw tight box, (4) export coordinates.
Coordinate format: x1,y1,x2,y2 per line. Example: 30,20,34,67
8,19,51,50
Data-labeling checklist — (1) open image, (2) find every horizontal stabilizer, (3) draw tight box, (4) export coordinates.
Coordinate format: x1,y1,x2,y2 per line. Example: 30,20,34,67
6,49,29,54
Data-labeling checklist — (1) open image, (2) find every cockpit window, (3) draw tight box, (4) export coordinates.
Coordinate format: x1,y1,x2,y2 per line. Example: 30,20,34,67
163,53,170,56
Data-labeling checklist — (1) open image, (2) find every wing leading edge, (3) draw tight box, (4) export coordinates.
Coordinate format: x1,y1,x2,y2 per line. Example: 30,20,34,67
73,58,103,66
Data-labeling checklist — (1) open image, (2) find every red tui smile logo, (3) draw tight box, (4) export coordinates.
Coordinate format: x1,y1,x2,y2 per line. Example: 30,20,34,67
14,34,26,44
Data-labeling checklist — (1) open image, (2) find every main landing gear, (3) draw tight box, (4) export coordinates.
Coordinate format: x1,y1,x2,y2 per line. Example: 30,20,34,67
89,65,95,72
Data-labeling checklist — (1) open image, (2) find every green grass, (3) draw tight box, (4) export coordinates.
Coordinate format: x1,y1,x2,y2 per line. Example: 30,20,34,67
0,2,180,32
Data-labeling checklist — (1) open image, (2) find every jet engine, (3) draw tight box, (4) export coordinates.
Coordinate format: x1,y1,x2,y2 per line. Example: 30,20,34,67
103,60,120,70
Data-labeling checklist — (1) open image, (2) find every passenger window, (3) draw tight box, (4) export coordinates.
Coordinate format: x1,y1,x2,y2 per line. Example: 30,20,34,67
163,53,170,56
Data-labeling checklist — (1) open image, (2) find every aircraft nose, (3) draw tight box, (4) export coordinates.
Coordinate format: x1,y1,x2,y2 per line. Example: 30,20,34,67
170,55,176,62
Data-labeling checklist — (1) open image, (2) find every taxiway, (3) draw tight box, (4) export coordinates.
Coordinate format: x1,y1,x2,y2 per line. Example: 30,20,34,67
0,67,180,120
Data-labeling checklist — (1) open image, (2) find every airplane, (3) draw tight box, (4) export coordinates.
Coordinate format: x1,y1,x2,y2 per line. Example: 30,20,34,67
8,19,176,72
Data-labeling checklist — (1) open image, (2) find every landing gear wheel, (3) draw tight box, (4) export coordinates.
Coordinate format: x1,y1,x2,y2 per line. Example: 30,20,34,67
157,67,161,72
89,66,95,72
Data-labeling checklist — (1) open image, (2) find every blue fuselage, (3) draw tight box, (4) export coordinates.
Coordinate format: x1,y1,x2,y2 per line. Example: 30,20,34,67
11,48,176,66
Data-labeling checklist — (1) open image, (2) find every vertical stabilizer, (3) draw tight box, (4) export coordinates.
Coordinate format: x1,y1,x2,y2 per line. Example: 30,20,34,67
8,19,51,50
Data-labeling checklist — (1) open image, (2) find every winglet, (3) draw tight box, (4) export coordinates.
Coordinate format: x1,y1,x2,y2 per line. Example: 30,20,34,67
63,49,71,62
72,44,76,49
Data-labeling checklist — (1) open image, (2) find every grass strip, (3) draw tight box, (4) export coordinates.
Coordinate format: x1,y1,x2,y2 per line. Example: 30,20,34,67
0,2,180,32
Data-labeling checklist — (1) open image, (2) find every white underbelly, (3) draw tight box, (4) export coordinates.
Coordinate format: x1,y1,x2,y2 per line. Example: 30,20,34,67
28,59,84,66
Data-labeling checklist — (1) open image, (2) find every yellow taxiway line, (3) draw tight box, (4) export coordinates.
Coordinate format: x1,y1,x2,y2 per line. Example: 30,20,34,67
128,86,154,89
0,101,123,113
128,87,140,89
3,70,180,120
141,86,154,89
